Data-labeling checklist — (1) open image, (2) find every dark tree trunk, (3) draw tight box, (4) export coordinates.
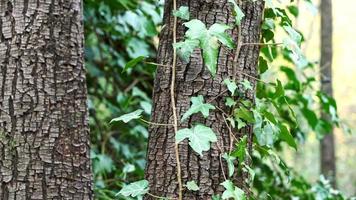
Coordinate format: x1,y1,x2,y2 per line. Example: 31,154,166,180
145,0,264,199
320,0,336,188
0,0,93,199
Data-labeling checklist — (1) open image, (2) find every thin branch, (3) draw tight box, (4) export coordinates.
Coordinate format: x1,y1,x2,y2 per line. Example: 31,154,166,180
171,0,183,199
144,62,171,68
140,118,174,127
147,192,175,200
241,42,283,46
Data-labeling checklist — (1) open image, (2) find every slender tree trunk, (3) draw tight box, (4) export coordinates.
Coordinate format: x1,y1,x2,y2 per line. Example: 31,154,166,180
320,0,336,188
145,0,264,199
0,0,93,199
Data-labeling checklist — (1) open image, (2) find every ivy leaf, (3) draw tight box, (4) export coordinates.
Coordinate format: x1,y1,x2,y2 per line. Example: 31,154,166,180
186,181,200,191
225,97,237,107
228,0,245,25
183,20,234,76
123,56,147,73
110,109,144,123
224,79,238,95
173,6,190,20
255,122,277,147
222,153,236,177
241,79,253,91
272,80,284,99
176,125,217,156
209,24,235,49
259,56,269,74
284,25,302,45
235,117,247,129
234,107,254,123
279,124,297,150
181,95,215,121
231,136,247,163
220,180,246,200
174,39,200,62
118,180,149,197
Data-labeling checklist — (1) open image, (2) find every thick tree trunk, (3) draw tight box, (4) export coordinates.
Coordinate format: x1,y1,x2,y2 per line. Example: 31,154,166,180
0,0,93,199
320,0,336,188
145,0,264,199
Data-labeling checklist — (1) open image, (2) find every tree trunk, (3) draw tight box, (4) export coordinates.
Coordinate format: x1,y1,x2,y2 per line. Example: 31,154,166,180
145,0,264,199
320,0,336,188
0,0,93,199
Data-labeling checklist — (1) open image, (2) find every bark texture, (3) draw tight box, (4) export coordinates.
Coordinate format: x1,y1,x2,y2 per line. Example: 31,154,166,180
320,0,336,187
145,0,264,199
0,0,93,199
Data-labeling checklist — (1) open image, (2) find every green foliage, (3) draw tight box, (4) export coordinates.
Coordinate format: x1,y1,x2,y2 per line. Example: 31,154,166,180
173,6,190,20
118,180,149,198
85,0,354,199
181,95,215,122
228,0,245,25
186,181,200,191
221,180,246,200
110,109,143,123
175,20,234,76
176,124,218,156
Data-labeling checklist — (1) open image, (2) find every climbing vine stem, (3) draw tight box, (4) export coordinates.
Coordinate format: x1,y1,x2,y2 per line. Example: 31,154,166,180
171,0,183,199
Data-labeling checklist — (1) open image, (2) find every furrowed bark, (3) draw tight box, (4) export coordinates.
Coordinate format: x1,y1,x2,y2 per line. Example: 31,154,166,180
0,0,93,199
145,0,264,199
320,0,336,188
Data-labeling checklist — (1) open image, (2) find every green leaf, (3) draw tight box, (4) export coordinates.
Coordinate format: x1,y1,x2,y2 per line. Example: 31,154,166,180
231,136,247,163
235,117,247,129
259,56,269,74
224,79,238,95
255,122,278,147
181,95,215,121
176,125,217,156
183,19,234,76
284,25,302,45
174,39,200,62
118,180,149,197
225,97,237,107
234,107,254,123
228,0,245,25
110,109,144,123
301,107,318,129
272,80,285,99
186,181,200,191
279,124,297,150
173,6,190,20
123,56,147,73
220,180,246,200
241,79,253,91
222,153,236,177
209,24,235,49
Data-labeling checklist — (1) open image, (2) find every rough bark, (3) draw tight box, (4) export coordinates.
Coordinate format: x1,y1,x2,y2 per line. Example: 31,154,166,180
0,0,93,199
320,0,336,188
145,0,264,199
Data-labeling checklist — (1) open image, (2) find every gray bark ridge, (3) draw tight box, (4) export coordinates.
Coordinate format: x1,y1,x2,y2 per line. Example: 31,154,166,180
145,0,264,199
0,0,93,199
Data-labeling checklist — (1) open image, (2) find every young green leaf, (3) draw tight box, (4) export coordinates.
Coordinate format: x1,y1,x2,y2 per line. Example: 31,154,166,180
241,79,253,91
176,125,217,156
123,56,147,73
225,97,237,107
272,80,285,99
222,153,236,177
181,95,215,121
278,124,297,150
228,0,245,25
220,180,246,200
234,107,254,123
110,109,144,123
182,19,234,76
224,79,238,95
173,6,190,20
174,39,200,62
118,180,149,197
186,181,200,191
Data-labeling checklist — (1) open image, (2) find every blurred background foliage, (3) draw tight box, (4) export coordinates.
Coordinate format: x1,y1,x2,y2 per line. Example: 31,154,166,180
83,0,355,199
